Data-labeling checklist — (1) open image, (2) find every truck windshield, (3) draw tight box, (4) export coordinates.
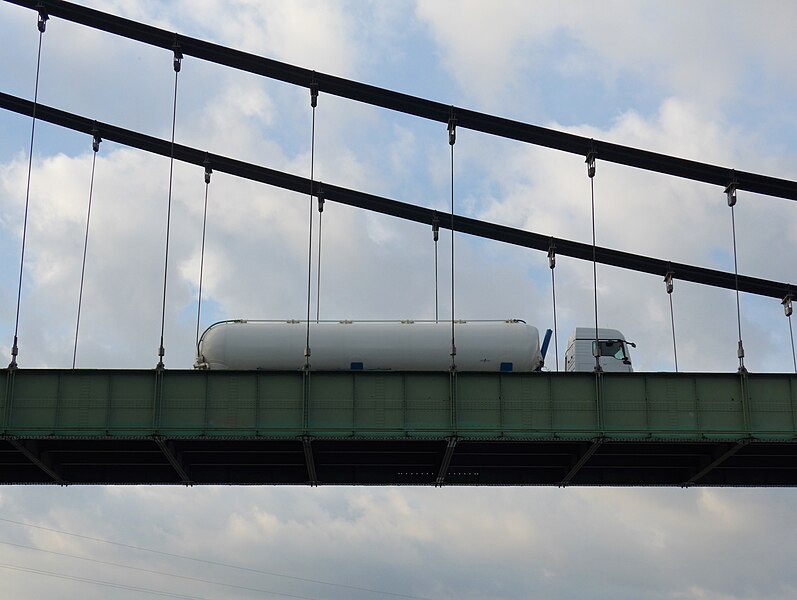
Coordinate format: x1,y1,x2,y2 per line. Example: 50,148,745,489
593,340,626,360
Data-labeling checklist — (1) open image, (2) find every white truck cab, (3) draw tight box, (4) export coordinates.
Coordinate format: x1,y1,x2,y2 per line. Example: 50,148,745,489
565,328,634,372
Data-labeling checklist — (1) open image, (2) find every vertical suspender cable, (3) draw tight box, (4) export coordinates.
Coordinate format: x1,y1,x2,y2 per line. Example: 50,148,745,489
586,146,601,372
784,295,796,374
548,242,559,371
195,155,212,350
725,180,746,372
9,6,48,369
315,185,324,323
72,125,101,368
448,112,457,370
157,40,182,369
305,81,318,368
432,213,440,323
664,269,678,372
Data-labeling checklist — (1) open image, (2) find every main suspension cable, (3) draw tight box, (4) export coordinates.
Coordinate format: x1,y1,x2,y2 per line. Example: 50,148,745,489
448,111,457,371
664,269,678,372
304,80,318,368
587,145,601,372
72,125,101,368
157,40,182,370
726,180,746,373
548,241,559,371
195,155,212,349
9,6,48,369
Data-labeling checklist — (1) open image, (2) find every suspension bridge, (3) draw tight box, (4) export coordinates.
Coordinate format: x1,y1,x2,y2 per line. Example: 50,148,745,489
1,0,796,486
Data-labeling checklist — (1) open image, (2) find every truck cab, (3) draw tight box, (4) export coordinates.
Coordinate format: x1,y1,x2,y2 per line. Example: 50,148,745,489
565,328,634,372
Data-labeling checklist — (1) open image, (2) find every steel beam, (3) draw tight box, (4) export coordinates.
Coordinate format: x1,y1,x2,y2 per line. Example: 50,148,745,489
5,0,797,201
302,436,319,486
5,437,66,484
0,93,792,300
435,437,458,486
681,439,751,487
153,437,191,484
559,438,604,487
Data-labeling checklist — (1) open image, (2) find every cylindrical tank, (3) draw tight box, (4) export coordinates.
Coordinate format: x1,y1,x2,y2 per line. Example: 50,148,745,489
196,319,541,372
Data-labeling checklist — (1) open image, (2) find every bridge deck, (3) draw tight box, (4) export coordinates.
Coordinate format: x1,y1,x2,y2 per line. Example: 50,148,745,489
2,370,796,486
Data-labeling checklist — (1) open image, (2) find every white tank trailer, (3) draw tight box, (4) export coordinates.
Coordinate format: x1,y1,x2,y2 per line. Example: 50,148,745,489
196,319,543,372
195,319,634,372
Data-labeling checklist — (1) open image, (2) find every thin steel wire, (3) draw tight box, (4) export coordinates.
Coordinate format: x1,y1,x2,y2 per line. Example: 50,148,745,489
590,170,600,372
304,103,316,367
788,313,796,374
434,238,439,322
550,267,559,371
315,209,322,322
195,180,210,348
10,27,45,368
730,203,745,371
72,145,98,368
449,142,456,370
158,68,179,368
668,291,679,372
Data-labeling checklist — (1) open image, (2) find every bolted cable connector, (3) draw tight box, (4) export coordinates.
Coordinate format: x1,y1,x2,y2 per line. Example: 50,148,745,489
548,242,556,270
317,183,325,213
586,145,597,178
203,153,212,184
36,2,49,33
784,295,794,318
91,122,102,153
432,213,440,242
310,77,319,108
725,180,737,207
664,271,674,295
447,110,457,146
172,38,183,73
9,335,19,369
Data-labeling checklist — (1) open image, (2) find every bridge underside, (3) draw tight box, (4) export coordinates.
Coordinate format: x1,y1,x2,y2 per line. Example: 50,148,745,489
2,370,796,486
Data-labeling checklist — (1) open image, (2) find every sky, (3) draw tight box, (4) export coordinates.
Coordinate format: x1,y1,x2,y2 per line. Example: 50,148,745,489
1,1,796,599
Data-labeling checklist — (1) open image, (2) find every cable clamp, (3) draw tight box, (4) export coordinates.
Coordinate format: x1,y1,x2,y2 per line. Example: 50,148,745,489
8,335,19,369
725,173,737,207
90,121,102,153
737,340,745,359
317,182,325,213
783,294,794,318
547,240,556,269
35,2,49,33
664,269,674,294
447,109,457,146
310,73,319,108
172,37,183,73
203,153,212,184
432,212,440,242
586,141,597,178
